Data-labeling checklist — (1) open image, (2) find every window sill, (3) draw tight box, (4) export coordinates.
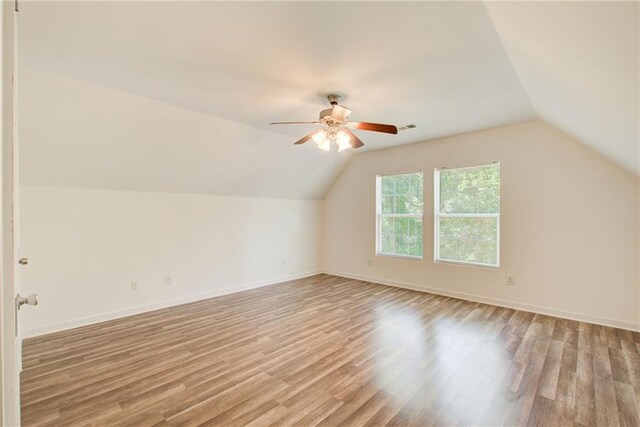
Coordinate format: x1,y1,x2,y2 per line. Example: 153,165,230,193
434,259,500,270
376,253,423,261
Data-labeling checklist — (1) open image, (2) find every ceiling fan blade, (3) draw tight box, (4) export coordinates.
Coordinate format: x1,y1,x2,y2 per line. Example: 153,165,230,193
349,122,398,134
294,131,317,145
330,105,352,122
344,129,365,149
270,121,321,125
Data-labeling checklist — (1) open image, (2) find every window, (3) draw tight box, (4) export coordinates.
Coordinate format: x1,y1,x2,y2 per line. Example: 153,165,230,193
376,171,423,258
435,163,500,267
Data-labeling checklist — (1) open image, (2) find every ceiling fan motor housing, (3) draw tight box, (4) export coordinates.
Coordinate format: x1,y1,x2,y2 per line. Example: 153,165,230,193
320,94,343,122
319,108,334,121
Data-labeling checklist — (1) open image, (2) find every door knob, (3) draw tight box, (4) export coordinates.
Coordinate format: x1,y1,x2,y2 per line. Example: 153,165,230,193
16,293,38,310
18,257,28,265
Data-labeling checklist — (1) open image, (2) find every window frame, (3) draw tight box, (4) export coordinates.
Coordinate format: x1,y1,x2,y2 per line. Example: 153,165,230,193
433,163,500,269
375,170,424,260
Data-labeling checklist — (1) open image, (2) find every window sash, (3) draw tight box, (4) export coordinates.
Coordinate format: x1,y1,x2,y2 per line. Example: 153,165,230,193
434,214,500,267
377,214,424,258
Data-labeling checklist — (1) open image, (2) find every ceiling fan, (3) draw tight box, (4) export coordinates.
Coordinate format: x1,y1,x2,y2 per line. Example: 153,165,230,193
270,94,398,152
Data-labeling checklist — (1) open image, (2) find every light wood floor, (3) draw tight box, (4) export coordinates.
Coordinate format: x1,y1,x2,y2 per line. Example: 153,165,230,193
21,274,640,426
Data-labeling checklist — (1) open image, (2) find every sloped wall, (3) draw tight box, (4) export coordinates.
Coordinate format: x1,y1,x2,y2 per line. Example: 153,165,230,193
19,68,351,200
323,121,640,330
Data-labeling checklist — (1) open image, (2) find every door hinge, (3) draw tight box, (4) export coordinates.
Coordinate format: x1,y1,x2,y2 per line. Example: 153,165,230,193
15,0,19,12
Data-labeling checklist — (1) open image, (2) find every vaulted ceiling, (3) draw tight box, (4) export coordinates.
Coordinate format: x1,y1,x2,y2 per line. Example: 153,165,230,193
18,1,639,199
486,1,639,175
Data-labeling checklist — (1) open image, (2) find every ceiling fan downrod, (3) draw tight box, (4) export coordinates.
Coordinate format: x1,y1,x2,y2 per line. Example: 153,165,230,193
327,94,341,106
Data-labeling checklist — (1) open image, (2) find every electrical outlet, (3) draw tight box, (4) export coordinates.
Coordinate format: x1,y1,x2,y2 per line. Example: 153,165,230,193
131,281,138,291
165,275,173,286
506,275,516,286
368,259,373,267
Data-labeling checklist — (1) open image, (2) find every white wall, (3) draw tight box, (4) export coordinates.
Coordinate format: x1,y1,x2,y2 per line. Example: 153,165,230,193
19,121,640,336
323,121,640,330
20,186,321,336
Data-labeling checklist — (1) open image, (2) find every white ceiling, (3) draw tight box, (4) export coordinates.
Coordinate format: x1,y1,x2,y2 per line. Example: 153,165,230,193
17,1,639,199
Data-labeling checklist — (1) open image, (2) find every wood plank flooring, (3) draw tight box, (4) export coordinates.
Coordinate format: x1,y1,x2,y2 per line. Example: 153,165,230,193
21,274,640,426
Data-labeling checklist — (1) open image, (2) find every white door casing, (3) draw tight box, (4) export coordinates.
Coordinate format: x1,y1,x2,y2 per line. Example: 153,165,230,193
1,1,20,425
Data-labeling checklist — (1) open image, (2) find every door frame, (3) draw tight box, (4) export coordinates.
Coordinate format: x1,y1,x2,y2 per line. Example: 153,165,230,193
1,1,20,425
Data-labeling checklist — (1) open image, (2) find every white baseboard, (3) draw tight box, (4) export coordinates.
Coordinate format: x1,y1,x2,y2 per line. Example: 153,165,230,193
22,270,322,338
323,269,640,332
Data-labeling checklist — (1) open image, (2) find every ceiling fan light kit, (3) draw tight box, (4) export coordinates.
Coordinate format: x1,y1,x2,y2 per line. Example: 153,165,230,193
312,128,351,152
270,94,398,151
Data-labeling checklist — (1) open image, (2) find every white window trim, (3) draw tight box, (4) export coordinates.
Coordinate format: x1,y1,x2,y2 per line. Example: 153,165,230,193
433,165,500,268
375,171,424,260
